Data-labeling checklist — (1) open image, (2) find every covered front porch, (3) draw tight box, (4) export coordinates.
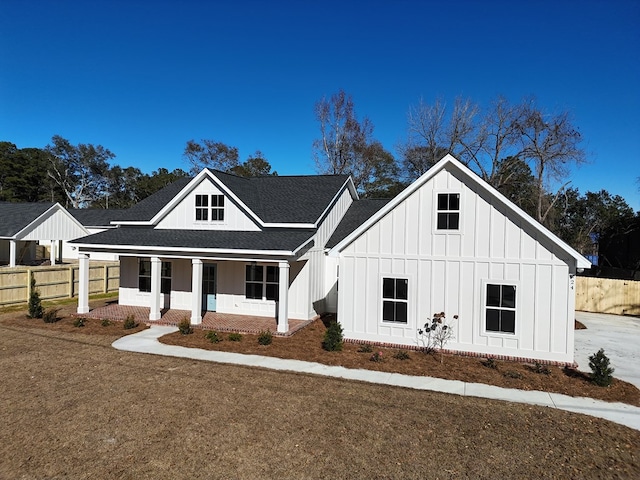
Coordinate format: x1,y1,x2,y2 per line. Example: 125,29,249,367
81,303,313,336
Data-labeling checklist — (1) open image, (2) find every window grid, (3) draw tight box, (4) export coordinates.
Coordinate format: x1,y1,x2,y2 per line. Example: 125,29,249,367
245,265,280,301
485,284,516,334
382,277,408,324
436,193,460,230
138,259,171,294
195,194,225,222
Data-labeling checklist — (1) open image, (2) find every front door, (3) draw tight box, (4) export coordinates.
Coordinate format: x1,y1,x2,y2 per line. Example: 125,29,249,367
202,263,217,311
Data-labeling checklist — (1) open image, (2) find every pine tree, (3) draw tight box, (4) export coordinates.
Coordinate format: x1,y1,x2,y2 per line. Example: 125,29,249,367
27,273,44,318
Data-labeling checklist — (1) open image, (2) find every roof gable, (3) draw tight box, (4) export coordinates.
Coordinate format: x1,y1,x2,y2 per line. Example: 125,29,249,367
329,154,591,269
0,202,55,237
0,202,88,240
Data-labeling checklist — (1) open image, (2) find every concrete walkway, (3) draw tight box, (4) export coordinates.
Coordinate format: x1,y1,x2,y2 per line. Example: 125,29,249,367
113,326,640,432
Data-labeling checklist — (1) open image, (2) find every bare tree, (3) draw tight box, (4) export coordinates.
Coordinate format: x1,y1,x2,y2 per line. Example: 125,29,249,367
313,89,374,190
183,139,239,175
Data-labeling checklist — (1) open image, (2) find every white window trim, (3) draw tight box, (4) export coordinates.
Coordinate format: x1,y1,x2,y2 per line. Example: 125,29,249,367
433,190,463,235
481,279,519,337
244,263,279,303
380,275,413,328
194,194,226,224
138,258,172,295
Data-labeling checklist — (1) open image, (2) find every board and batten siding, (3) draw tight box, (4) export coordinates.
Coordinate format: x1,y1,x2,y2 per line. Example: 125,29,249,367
20,208,87,241
155,177,260,231
337,167,577,363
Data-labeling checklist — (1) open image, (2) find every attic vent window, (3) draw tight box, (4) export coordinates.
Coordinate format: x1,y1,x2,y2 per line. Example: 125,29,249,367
195,194,224,222
436,193,460,230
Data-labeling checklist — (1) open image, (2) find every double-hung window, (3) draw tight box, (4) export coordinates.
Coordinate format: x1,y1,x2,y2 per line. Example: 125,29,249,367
436,193,460,230
485,284,516,334
382,278,408,323
245,265,279,301
195,194,225,222
138,259,172,294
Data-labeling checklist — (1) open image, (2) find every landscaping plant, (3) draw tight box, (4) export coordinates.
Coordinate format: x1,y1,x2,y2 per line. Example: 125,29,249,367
178,317,194,335
73,317,86,327
417,312,456,363
322,320,343,351
228,332,243,342
258,330,273,345
370,351,383,362
123,315,138,330
205,331,222,343
27,273,44,319
42,308,60,324
589,348,615,387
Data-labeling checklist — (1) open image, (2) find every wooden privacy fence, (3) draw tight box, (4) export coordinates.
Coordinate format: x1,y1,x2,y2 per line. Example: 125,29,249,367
0,262,119,306
576,276,640,316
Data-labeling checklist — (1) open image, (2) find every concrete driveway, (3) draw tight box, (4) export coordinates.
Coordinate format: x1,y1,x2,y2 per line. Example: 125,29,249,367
575,311,640,390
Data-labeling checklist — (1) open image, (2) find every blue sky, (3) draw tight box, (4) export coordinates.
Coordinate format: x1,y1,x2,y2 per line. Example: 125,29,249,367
1,0,639,210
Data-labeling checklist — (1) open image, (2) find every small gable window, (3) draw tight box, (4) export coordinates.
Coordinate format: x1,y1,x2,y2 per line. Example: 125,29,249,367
382,277,408,323
436,193,460,230
195,194,225,222
485,284,516,334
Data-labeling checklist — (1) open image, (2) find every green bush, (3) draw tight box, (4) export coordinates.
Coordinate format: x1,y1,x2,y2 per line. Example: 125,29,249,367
42,308,60,324
589,348,614,387
357,344,373,353
370,351,384,362
322,321,343,351
123,315,138,330
101,319,112,327
178,318,193,335
73,317,86,327
483,357,498,370
228,332,243,342
205,331,222,343
27,273,44,319
532,362,551,375
393,350,410,360
258,330,273,345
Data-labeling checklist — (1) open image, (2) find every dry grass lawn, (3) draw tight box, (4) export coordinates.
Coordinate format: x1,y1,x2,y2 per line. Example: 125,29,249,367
1,304,639,479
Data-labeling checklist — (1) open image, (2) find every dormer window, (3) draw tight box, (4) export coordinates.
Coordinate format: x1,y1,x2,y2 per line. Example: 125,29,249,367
195,194,225,222
436,193,460,230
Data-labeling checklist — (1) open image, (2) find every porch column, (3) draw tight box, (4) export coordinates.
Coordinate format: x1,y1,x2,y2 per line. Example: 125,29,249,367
9,240,16,268
191,258,203,325
77,253,90,314
149,257,162,321
57,240,63,264
277,261,289,333
50,240,56,265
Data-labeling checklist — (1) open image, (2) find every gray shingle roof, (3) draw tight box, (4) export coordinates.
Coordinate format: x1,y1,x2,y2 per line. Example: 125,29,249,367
113,171,350,225
0,202,55,237
72,227,315,253
69,208,127,227
326,199,391,248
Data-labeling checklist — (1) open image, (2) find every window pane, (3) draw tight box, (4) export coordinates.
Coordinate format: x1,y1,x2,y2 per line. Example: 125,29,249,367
501,310,516,333
449,193,460,210
486,308,500,331
139,260,150,276
218,195,224,207
437,212,449,230
266,266,279,283
487,284,501,307
437,193,448,210
196,195,206,207
266,284,278,301
246,265,263,281
218,209,224,221
395,279,408,300
161,278,171,295
382,300,395,322
382,278,395,299
246,282,262,299
211,209,219,221
448,213,459,230
502,285,516,308
395,302,408,323
161,262,171,278
211,195,218,207
139,277,151,293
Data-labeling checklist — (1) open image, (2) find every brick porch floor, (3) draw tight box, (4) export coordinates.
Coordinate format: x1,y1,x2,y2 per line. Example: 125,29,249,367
81,302,313,336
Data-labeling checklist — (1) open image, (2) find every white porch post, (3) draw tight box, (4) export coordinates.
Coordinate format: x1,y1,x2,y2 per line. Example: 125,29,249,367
277,261,289,333
9,240,16,268
191,258,203,325
149,257,162,321
50,240,56,265
77,253,90,314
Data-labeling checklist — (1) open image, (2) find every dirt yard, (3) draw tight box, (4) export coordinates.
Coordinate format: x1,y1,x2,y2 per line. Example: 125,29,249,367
0,306,639,479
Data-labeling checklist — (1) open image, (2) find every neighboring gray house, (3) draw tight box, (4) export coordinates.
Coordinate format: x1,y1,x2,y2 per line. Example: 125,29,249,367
72,155,590,363
0,202,88,267
64,209,127,261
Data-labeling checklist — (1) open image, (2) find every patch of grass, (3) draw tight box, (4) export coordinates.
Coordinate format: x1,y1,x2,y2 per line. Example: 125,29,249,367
257,330,273,346
228,332,243,342
123,315,138,330
205,331,222,343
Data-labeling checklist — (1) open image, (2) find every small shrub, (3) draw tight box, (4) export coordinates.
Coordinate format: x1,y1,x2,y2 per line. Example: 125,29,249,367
178,317,194,335
123,315,138,330
73,317,86,328
101,319,112,327
205,331,222,343
27,273,44,319
370,351,384,362
358,344,373,353
483,357,498,370
42,308,60,324
258,330,273,345
228,332,243,342
417,312,456,363
532,362,551,375
504,370,523,379
393,350,410,360
589,348,614,387
322,321,344,351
